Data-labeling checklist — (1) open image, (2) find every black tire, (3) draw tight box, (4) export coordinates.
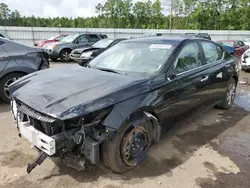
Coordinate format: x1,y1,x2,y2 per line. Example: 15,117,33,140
102,118,152,173
216,78,236,110
59,49,72,62
0,72,25,102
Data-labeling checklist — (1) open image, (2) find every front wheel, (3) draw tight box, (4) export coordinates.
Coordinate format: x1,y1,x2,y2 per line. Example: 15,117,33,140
60,49,72,62
102,119,152,173
217,78,236,110
0,72,25,102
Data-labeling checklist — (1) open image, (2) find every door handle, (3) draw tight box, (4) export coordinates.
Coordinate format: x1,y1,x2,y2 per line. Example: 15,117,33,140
225,64,231,68
200,76,209,82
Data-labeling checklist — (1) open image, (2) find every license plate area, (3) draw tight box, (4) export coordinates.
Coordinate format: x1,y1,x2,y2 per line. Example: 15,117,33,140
18,121,56,156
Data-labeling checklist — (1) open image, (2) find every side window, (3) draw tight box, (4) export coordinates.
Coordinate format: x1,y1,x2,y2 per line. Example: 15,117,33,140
88,35,100,42
201,42,223,64
174,42,201,74
58,35,66,41
76,35,88,43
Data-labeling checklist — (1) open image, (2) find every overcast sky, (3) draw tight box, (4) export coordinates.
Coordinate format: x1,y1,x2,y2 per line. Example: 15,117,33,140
2,0,169,18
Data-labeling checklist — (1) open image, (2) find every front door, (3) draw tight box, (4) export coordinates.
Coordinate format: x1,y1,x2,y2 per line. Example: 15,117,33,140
158,42,210,133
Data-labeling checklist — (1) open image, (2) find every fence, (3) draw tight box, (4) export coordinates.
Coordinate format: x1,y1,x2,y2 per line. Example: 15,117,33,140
1,26,250,46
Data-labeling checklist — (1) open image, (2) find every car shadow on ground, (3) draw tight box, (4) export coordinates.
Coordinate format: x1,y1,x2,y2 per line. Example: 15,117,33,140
39,104,249,184
0,99,10,113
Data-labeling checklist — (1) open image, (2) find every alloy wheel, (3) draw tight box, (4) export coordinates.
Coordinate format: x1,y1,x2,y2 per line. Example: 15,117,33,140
62,51,70,61
4,77,20,99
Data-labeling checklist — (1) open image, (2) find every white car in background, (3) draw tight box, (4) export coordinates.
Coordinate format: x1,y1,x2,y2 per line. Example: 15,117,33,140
241,49,250,71
243,38,250,47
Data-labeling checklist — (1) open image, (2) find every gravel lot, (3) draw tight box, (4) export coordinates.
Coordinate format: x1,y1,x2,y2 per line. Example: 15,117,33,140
0,62,250,188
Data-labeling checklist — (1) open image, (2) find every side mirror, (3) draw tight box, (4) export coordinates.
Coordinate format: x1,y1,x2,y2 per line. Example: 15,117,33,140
167,73,177,81
75,40,79,44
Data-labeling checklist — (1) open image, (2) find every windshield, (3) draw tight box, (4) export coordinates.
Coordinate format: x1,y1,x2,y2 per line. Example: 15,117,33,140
92,39,114,48
61,34,78,43
217,41,234,47
89,42,174,75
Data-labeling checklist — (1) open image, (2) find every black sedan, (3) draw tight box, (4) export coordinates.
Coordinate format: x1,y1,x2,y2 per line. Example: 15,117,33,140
0,37,49,102
9,37,238,174
69,38,126,65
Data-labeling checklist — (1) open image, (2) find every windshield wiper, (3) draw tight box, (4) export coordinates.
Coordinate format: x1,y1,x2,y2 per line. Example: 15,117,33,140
96,67,121,74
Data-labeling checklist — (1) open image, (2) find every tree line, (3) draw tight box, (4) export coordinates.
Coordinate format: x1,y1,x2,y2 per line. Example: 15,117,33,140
0,0,250,30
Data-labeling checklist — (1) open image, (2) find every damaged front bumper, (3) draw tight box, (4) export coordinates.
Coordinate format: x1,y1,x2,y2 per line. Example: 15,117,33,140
10,99,110,173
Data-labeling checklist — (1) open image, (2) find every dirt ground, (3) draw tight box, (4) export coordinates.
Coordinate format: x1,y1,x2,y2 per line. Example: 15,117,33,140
0,63,250,188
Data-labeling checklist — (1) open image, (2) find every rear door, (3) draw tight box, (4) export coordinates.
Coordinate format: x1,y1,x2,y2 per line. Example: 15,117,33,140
87,34,102,46
199,40,231,106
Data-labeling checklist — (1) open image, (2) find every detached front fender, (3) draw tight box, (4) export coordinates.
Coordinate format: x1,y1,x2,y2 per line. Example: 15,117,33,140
102,93,161,143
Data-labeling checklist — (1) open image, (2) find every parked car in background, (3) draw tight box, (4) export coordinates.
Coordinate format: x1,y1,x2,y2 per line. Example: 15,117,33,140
34,34,69,47
241,49,250,71
217,40,249,58
9,37,238,174
0,30,11,40
0,37,49,102
44,33,107,62
70,38,126,66
184,33,211,40
243,38,250,46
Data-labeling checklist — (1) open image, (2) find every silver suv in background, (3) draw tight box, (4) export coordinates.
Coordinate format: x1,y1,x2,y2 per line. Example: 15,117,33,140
44,33,108,62
0,37,49,101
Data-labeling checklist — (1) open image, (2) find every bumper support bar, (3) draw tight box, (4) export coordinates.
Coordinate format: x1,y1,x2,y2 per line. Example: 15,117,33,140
27,151,47,173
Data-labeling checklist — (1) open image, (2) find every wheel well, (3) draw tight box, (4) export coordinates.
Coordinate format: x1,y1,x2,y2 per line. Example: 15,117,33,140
232,75,238,84
126,110,161,143
60,48,72,55
1,71,27,80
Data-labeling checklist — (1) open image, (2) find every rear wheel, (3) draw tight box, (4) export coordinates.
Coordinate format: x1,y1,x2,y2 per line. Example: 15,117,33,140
0,72,25,102
102,118,152,173
217,78,236,110
60,49,71,62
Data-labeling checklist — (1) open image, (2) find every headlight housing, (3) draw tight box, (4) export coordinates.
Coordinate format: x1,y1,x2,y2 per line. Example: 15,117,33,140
47,45,56,50
80,52,93,58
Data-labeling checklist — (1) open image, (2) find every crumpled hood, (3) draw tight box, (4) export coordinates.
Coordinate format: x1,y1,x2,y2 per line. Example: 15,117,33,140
71,47,101,54
10,65,149,120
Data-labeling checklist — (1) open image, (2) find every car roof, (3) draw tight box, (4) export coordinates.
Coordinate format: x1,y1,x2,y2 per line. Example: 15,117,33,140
123,36,193,45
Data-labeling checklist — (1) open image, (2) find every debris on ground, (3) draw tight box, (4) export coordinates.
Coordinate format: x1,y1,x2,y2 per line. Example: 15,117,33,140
239,80,247,85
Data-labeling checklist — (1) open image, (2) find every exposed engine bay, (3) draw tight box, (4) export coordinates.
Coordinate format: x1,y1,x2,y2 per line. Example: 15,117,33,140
11,98,114,173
